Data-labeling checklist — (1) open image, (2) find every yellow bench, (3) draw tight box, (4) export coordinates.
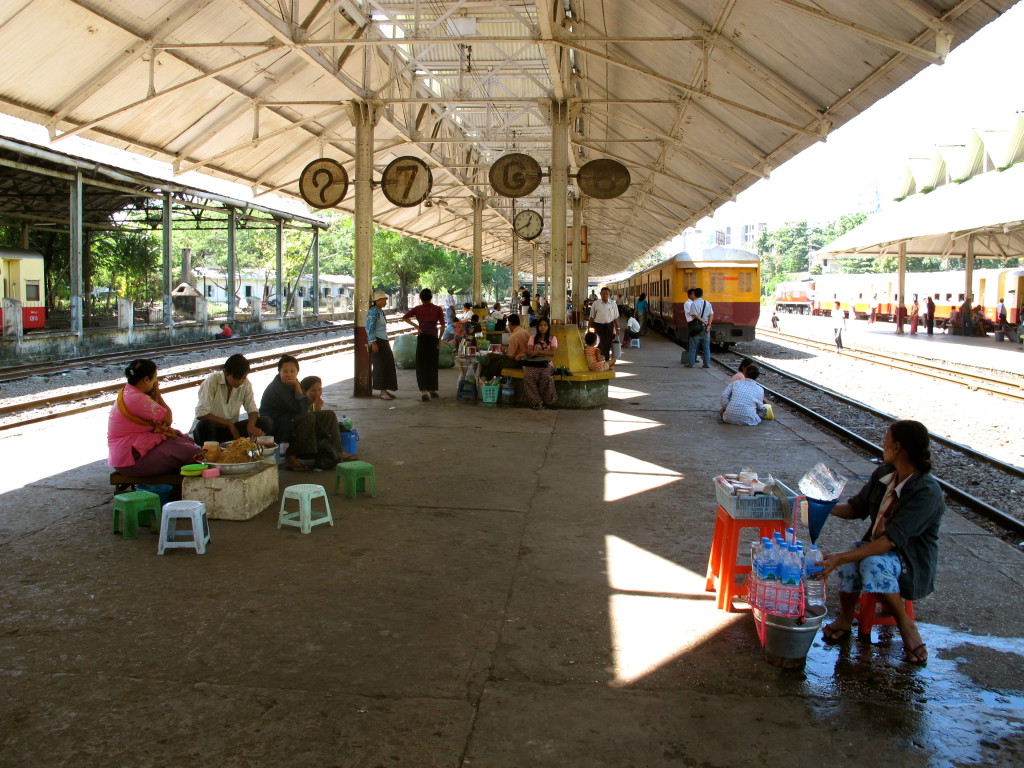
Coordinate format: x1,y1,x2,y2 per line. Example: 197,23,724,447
500,325,614,407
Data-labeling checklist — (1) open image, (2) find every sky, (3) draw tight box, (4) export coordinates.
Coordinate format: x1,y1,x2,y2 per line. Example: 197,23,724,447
665,1,1024,250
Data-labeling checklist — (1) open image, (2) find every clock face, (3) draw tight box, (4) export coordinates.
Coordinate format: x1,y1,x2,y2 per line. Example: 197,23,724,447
514,209,544,240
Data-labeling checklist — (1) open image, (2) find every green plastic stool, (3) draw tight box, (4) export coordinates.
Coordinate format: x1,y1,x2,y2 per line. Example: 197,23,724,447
112,490,161,540
334,460,377,500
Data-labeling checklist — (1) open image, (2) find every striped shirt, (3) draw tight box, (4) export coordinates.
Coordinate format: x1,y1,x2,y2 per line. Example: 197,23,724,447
720,379,765,426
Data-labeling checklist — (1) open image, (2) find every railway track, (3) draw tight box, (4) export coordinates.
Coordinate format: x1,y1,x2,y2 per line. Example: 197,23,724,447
0,328,416,433
756,327,1024,402
0,318,376,384
714,348,1024,539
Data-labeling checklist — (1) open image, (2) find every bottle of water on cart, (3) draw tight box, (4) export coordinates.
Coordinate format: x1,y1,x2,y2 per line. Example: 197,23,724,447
804,543,826,608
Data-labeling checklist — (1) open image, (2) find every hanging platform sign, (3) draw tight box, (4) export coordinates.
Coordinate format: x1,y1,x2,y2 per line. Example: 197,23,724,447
567,225,589,263
490,153,543,198
381,156,433,207
577,158,630,199
299,158,349,209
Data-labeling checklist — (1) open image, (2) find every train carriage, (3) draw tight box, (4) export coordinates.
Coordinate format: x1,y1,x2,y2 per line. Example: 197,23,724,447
0,248,46,329
804,268,1024,326
609,246,760,346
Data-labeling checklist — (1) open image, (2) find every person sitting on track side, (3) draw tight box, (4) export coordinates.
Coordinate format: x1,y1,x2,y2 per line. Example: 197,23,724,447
719,364,767,425
108,359,200,477
819,420,944,665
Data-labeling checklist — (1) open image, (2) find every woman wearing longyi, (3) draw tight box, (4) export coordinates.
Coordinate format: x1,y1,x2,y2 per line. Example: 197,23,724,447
107,359,200,477
818,420,944,665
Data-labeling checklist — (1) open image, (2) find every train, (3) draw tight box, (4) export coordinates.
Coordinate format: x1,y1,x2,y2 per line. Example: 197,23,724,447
607,246,760,345
773,268,1024,326
0,248,46,330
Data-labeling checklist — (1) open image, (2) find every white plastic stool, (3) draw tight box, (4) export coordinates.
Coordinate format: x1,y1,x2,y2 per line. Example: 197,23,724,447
157,500,211,555
279,484,334,534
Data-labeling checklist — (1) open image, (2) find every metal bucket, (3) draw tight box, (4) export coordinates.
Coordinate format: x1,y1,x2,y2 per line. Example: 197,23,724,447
756,605,827,668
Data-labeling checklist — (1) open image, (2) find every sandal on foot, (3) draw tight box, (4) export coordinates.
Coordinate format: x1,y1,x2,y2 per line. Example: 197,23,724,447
822,623,852,644
905,643,928,665
380,392,396,400
421,393,430,402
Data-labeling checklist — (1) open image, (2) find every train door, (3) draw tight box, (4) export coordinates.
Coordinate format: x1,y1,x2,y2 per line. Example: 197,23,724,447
4,258,20,302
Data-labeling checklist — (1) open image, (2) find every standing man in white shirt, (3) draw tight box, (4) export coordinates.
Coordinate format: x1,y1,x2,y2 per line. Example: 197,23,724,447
684,287,714,368
589,286,620,361
443,287,457,315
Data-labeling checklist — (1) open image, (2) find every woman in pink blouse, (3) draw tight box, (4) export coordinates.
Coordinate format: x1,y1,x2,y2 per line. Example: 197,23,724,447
524,318,558,410
108,359,199,476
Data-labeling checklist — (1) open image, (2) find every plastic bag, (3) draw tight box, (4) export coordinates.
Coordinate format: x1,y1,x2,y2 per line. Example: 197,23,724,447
798,463,847,501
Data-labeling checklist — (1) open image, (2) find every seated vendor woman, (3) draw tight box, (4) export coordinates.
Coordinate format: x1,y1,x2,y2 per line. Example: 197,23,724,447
108,359,200,477
818,420,944,665
478,314,529,379
260,356,345,470
192,353,271,445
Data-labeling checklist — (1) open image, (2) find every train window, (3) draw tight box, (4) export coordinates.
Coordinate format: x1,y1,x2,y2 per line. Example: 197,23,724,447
711,272,724,293
739,273,753,293
244,285,253,297
662,279,668,297
25,281,40,301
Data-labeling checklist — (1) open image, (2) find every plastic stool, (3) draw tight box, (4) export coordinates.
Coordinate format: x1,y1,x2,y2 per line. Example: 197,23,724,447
854,593,915,638
112,490,161,540
627,337,640,348
157,500,210,554
279,484,334,534
334,461,377,500
705,505,786,612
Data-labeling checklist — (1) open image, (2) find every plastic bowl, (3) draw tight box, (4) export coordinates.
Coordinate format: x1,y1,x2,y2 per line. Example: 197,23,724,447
180,463,209,476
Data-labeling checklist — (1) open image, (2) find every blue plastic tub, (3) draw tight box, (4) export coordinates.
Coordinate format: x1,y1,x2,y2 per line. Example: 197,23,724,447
136,483,173,511
340,429,359,456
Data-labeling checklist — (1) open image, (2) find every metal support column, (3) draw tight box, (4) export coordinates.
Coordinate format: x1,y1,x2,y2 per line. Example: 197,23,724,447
162,191,173,327
275,219,284,319
965,234,975,310
350,100,378,396
20,223,29,249
69,170,83,339
897,241,907,331
312,227,320,318
572,196,583,321
472,197,484,305
511,228,519,311
550,99,569,321
531,242,538,307
227,207,237,322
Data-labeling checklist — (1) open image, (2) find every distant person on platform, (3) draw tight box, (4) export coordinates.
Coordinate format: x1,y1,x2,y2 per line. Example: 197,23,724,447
402,288,446,402
589,287,620,361
925,297,936,336
997,297,1008,336
519,285,532,313
192,354,270,446
771,310,780,330
832,301,846,351
635,292,649,335
720,365,767,425
460,302,476,322
366,290,398,400
214,323,233,339
623,310,641,344
909,296,920,335
479,314,528,379
443,287,457,314
684,287,713,368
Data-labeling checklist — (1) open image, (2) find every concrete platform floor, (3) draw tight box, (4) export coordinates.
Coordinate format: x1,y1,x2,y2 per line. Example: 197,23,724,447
1,335,1023,767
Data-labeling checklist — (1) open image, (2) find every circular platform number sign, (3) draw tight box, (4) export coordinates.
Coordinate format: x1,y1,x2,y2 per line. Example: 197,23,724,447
490,153,543,198
381,156,433,207
577,158,630,200
299,158,349,209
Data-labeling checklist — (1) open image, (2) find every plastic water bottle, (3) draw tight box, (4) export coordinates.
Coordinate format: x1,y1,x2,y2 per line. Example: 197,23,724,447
804,544,826,608
341,414,353,432
760,542,779,612
778,545,803,616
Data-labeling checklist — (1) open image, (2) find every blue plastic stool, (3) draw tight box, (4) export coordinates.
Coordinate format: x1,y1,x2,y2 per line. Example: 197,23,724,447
334,461,377,500
112,490,161,540
627,337,640,348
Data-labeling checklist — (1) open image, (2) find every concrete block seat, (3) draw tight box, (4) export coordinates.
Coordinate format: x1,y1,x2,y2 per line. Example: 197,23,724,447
501,325,614,409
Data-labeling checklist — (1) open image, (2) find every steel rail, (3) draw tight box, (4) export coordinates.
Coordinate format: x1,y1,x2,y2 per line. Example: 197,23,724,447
757,327,1024,402
713,354,1024,537
0,329,416,432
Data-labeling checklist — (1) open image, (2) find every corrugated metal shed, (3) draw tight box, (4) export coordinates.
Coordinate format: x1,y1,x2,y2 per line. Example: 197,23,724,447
0,0,1017,273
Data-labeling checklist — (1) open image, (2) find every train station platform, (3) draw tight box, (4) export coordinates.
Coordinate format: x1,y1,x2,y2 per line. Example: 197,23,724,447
1,334,1023,767
766,313,1023,372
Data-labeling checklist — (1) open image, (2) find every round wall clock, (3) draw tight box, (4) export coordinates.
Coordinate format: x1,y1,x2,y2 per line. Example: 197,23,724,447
513,209,544,240
299,158,349,208
380,156,433,207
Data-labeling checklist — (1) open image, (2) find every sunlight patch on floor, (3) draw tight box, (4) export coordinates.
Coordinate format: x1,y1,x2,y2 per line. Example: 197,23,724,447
602,409,662,437
608,384,647,400
606,535,742,685
603,450,681,502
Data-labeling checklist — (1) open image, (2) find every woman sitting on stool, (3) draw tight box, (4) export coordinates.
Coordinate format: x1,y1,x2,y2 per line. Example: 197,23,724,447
108,359,200,477
819,420,944,665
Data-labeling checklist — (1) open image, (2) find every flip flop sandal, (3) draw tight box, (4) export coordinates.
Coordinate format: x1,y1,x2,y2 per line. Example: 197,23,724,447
905,644,928,665
380,392,395,400
822,624,852,644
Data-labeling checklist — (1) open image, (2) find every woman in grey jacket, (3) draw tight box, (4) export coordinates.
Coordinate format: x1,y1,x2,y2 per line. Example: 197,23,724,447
819,420,944,664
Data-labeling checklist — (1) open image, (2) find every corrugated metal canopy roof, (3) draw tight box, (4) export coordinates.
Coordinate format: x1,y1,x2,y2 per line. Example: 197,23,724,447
0,0,1016,274
816,162,1024,260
